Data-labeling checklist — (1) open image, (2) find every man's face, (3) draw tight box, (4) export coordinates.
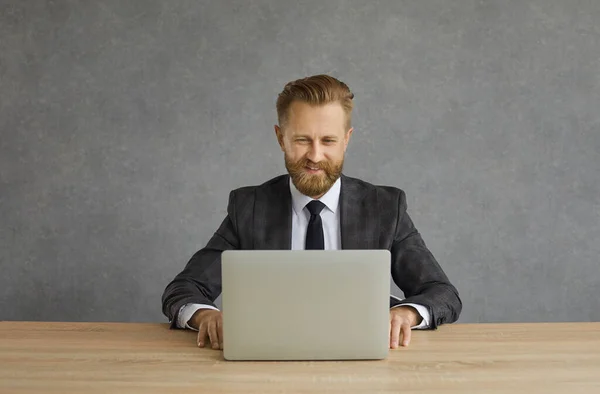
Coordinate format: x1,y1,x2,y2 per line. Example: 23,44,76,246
275,101,353,198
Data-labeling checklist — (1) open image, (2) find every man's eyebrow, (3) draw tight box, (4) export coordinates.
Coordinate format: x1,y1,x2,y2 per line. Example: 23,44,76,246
290,133,339,139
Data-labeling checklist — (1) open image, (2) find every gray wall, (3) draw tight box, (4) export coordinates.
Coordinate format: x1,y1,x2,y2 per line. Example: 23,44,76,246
1,0,599,324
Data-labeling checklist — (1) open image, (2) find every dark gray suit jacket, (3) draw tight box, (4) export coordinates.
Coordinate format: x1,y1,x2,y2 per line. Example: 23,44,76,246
162,174,462,329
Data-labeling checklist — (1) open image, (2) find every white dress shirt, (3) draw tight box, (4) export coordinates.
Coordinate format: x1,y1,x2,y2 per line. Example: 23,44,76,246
177,177,431,330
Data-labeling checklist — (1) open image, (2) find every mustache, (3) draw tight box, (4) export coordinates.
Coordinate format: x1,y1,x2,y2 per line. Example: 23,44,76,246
292,159,333,171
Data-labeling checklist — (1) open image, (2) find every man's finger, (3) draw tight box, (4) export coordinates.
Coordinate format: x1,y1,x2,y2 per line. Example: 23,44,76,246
390,319,401,349
401,322,412,347
217,318,224,350
208,320,219,349
197,321,208,348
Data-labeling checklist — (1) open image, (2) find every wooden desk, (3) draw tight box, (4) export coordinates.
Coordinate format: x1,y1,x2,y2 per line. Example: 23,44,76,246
1,322,599,393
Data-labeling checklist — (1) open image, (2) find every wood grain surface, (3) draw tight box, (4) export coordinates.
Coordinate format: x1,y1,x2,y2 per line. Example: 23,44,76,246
1,321,599,393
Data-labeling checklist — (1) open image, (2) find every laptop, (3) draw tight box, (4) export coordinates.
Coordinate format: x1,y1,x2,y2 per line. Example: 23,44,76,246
221,249,391,361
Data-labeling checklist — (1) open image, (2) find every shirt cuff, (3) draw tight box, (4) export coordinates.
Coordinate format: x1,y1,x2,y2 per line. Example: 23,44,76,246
177,303,220,331
391,302,431,329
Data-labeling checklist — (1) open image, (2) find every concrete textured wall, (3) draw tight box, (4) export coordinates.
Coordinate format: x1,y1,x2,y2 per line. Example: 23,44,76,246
1,0,599,323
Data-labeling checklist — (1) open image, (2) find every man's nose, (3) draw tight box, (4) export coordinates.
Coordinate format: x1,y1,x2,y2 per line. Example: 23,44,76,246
306,141,324,163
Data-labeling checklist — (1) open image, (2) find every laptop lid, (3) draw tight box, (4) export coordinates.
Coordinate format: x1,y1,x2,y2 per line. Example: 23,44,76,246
221,249,391,361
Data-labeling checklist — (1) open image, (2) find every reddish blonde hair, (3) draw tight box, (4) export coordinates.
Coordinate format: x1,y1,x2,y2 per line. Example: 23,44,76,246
276,74,354,129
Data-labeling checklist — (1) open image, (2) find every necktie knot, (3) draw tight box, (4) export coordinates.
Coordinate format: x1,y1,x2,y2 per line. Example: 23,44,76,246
306,200,326,216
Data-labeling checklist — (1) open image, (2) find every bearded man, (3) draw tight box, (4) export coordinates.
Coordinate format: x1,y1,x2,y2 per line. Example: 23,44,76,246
161,74,462,350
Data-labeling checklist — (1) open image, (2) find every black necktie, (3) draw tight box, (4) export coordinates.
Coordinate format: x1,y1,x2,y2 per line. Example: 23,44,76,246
305,200,326,250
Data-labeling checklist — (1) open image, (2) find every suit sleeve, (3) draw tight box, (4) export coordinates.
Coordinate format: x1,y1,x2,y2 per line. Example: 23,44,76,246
389,190,462,329
161,190,240,328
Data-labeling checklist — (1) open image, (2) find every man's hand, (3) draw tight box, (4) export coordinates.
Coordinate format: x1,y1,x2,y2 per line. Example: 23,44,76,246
189,309,223,350
389,306,422,348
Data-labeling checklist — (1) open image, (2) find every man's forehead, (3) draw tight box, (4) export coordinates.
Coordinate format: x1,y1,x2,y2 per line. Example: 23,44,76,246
286,102,346,129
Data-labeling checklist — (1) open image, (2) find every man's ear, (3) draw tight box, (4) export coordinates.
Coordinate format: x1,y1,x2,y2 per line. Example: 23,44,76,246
274,125,285,151
343,127,354,151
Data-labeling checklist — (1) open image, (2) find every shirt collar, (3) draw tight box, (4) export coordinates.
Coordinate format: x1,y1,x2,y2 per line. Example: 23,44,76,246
289,176,341,216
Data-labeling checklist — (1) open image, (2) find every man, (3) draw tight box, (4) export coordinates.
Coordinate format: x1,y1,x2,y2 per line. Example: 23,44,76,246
162,74,462,351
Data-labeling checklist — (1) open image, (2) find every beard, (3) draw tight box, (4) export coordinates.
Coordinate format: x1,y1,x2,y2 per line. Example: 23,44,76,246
285,154,343,197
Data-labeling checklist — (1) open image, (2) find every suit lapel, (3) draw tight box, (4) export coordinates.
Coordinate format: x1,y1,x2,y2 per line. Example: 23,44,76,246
340,175,380,250
253,175,292,250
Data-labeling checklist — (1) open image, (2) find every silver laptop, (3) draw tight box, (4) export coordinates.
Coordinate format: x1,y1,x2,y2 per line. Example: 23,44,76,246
221,249,391,361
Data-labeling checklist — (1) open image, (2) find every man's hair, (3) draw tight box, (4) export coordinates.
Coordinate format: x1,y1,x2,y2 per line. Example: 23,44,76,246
276,74,354,130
